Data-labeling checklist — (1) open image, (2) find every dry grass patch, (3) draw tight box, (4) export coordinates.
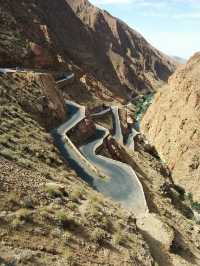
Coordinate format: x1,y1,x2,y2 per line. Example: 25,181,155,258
90,228,107,244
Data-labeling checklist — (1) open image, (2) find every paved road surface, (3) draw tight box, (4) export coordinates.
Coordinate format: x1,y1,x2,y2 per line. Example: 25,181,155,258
90,108,111,118
0,68,74,81
111,106,123,144
57,100,85,135
52,100,100,188
126,127,139,150
56,73,75,84
80,124,148,217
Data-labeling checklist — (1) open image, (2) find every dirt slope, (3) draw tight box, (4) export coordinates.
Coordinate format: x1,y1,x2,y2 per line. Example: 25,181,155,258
141,52,200,201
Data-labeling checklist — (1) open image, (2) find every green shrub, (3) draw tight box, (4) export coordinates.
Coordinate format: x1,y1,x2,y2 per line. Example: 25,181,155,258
192,202,200,212
56,211,68,224
67,202,78,210
89,193,102,205
84,200,109,229
0,135,9,146
11,217,23,229
0,148,17,161
135,93,154,122
85,203,101,221
21,197,34,209
184,192,200,214
185,192,193,204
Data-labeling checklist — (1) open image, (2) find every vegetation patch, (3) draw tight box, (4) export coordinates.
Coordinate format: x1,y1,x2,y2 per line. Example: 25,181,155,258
134,93,154,126
90,228,107,244
112,230,126,246
185,192,200,213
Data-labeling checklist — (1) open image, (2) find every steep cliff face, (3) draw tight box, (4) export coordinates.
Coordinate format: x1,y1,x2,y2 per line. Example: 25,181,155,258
66,0,176,98
1,0,175,102
141,52,200,200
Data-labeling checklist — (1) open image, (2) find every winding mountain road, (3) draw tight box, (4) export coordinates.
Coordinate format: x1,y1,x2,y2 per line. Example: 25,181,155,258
0,67,52,75
1,67,147,216
91,105,139,151
57,100,85,134
80,124,148,216
54,100,148,217
52,100,102,187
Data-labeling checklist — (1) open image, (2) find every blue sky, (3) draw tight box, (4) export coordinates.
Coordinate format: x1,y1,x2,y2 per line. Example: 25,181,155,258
90,0,200,59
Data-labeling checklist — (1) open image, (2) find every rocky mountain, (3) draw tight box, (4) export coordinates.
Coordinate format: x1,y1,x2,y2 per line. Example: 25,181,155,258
141,52,200,201
66,0,176,96
1,0,175,102
1,1,200,265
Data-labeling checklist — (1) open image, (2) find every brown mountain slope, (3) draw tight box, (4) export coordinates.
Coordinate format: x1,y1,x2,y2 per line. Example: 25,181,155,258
1,0,175,102
0,73,157,266
66,0,176,95
141,52,200,201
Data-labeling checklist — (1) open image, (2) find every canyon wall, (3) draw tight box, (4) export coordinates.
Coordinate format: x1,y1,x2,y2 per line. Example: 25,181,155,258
141,53,200,200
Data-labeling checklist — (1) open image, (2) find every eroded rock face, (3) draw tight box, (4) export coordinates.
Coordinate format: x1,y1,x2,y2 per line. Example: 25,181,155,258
141,52,200,200
66,0,176,97
30,43,54,67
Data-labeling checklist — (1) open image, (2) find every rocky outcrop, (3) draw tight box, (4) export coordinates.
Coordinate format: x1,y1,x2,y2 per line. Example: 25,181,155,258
141,52,200,200
30,43,55,67
69,118,96,146
0,73,66,129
